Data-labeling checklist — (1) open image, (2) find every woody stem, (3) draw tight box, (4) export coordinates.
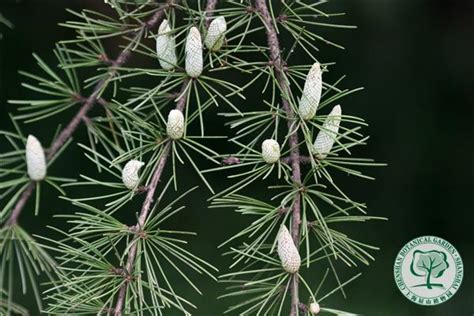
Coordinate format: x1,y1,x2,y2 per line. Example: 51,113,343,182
254,0,302,314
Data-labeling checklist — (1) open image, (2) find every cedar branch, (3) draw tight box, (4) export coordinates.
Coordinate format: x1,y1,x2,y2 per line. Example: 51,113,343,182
254,0,302,314
112,1,219,314
3,2,172,227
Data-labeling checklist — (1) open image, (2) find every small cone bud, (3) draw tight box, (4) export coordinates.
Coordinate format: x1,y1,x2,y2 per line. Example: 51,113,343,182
205,16,227,51
167,109,184,140
261,139,280,164
185,27,203,78
298,63,322,120
26,135,46,181
309,302,320,315
277,225,301,273
313,105,342,160
156,19,177,70
122,160,145,190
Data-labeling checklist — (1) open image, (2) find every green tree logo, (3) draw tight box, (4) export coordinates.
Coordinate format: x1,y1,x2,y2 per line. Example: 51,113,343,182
410,250,449,289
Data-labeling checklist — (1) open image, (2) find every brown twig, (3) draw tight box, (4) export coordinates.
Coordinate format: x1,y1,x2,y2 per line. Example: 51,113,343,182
204,0,219,27
3,4,172,227
281,155,313,165
254,0,302,314
5,182,36,226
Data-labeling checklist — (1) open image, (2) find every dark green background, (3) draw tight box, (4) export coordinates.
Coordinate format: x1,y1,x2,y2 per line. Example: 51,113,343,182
0,0,473,315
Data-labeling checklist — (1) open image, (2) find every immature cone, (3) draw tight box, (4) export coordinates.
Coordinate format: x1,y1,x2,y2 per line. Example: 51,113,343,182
298,63,322,120
309,302,321,315
122,160,145,190
185,27,203,78
26,135,47,181
277,225,301,273
205,16,227,51
167,109,184,140
261,139,280,164
313,105,342,160
156,19,177,70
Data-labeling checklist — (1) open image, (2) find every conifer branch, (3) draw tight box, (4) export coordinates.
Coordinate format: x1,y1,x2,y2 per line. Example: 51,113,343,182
112,80,187,315
255,0,302,314
1,1,383,313
3,3,173,227
112,1,218,312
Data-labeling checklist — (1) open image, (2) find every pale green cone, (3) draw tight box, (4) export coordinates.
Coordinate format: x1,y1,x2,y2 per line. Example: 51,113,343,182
205,16,227,51
185,27,203,78
298,62,322,120
309,302,320,315
122,159,145,190
261,139,280,164
313,105,342,159
277,225,301,273
26,135,46,181
156,19,177,70
167,109,184,140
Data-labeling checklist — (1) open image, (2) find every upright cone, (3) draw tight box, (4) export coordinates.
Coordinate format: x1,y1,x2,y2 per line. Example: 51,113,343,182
309,302,321,315
167,109,184,140
261,139,280,164
156,19,177,70
298,63,322,120
26,135,47,181
277,225,301,273
185,27,203,78
205,16,227,51
313,105,342,159
122,160,145,190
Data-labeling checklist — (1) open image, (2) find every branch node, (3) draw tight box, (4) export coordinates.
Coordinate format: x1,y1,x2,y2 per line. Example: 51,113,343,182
278,207,290,217
136,185,149,193
277,14,288,22
137,230,148,239
71,93,85,102
222,156,241,165
98,53,112,65
298,303,308,313
109,267,126,276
